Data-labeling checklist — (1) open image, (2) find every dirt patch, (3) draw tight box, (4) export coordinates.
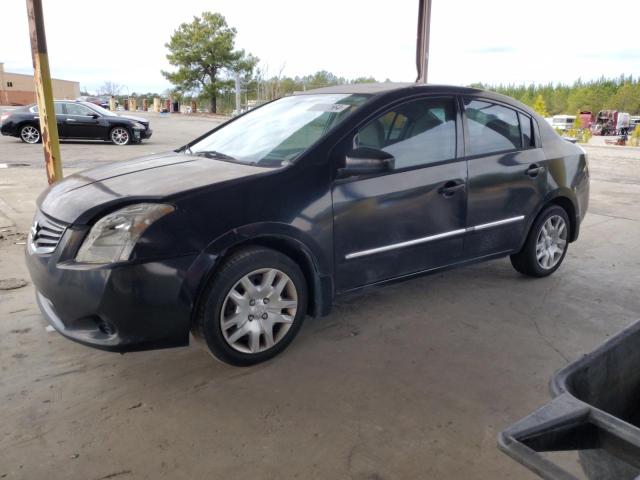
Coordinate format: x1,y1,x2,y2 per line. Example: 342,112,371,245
0,278,27,290
0,228,27,247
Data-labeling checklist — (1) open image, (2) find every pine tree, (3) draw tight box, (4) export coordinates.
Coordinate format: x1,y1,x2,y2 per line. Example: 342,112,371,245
533,94,550,117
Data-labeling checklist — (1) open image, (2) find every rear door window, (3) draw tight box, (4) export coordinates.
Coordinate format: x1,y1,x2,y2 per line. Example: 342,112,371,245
464,99,522,155
30,103,64,114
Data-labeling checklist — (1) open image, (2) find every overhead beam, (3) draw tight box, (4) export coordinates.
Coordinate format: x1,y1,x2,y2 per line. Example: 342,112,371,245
26,0,63,184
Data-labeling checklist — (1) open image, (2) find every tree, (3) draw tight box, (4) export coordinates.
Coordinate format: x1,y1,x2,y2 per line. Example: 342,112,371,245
532,94,550,117
98,81,123,96
351,76,377,84
610,83,639,113
162,12,258,113
478,76,640,116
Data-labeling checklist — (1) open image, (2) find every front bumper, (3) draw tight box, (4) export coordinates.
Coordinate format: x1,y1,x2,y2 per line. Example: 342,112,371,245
135,128,153,140
26,225,197,353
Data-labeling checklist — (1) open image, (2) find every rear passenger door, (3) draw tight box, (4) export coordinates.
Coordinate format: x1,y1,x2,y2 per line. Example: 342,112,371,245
462,97,547,259
33,103,65,136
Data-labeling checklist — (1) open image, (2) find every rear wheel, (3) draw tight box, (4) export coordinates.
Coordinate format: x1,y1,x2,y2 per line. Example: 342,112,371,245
510,205,570,277
193,247,307,366
110,126,130,145
19,124,40,144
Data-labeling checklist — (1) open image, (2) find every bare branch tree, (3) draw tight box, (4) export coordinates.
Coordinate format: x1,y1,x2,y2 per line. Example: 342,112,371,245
98,81,123,96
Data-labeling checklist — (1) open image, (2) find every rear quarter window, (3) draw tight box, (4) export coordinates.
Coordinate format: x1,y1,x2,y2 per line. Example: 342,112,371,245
519,112,535,148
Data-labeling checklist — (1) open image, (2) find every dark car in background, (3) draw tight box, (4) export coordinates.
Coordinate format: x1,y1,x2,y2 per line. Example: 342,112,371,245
77,95,110,109
24,83,589,366
0,100,152,145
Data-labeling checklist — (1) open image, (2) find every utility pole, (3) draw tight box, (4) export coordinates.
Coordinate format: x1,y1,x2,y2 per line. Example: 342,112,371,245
26,0,62,184
416,0,432,84
235,73,241,115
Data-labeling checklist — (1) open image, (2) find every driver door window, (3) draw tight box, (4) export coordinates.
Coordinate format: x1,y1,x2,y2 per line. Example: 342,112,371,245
65,103,94,116
355,97,457,170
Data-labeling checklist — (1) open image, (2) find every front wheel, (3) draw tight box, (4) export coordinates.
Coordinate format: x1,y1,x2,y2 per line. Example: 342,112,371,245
110,126,131,145
193,247,308,366
510,205,570,277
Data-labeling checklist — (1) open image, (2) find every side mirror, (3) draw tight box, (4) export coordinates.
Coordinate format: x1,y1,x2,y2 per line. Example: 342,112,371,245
339,147,395,177
88,113,99,119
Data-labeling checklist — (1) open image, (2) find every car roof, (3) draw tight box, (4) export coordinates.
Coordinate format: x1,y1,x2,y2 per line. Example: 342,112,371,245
297,82,538,118
26,100,98,110
296,82,482,96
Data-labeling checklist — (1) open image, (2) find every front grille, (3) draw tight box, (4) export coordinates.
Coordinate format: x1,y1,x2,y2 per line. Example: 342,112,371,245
28,212,67,254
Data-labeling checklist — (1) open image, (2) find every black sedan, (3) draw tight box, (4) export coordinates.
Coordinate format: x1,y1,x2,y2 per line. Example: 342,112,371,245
25,83,589,366
0,100,152,145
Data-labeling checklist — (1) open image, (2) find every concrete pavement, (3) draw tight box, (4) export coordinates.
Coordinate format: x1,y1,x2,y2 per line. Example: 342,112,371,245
0,123,639,479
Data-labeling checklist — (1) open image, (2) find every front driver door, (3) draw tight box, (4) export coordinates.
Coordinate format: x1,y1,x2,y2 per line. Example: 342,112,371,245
332,96,467,293
63,103,103,139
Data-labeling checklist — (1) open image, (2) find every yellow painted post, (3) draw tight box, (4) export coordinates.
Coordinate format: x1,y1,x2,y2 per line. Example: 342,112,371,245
109,96,116,111
129,97,137,111
26,0,62,184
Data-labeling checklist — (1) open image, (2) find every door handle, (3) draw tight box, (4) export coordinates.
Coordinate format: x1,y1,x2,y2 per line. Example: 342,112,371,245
526,164,545,177
438,180,466,197
66,118,77,122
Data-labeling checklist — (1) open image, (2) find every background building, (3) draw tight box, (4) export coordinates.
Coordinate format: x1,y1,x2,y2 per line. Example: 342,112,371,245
0,62,79,105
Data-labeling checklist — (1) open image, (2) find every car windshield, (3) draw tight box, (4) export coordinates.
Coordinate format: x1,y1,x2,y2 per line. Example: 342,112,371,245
188,93,369,166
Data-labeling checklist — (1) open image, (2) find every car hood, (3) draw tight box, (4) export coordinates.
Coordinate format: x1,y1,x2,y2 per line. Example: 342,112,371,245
116,114,148,124
38,151,269,224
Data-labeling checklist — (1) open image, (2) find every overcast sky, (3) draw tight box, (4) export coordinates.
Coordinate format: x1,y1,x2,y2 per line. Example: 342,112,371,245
1,0,639,94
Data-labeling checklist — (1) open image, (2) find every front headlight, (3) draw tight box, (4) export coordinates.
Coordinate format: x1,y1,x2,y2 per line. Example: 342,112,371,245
76,203,174,264
131,122,146,130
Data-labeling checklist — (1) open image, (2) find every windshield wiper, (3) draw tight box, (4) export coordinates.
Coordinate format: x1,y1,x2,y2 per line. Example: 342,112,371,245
194,150,237,161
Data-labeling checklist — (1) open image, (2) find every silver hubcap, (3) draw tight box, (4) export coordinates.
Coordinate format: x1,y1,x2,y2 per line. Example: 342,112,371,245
220,268,298,354
21,126,40,143
536,215,567,269
111,128,129,145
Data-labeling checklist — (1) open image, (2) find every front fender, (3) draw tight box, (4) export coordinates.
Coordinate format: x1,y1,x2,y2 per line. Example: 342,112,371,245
181,222,333,325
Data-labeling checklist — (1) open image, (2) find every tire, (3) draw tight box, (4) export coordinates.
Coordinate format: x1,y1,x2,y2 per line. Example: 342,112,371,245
510,205,570,277
193,246,308,366
19,124,41,144
109,126,131,145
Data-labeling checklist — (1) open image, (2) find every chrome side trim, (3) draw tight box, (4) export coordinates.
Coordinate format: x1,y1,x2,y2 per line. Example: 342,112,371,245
345,228,466,260
345,215,525,260
468,215,525,232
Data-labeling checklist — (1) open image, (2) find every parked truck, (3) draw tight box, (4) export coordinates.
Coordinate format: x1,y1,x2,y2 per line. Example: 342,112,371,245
591,110,631,135
579,111,594,130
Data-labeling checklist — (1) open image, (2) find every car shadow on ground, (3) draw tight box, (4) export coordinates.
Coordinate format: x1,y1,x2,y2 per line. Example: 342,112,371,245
70,259,537,384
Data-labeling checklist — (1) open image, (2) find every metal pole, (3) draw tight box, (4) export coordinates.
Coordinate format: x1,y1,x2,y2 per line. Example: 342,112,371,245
26,0,62,184
415,0,432,84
